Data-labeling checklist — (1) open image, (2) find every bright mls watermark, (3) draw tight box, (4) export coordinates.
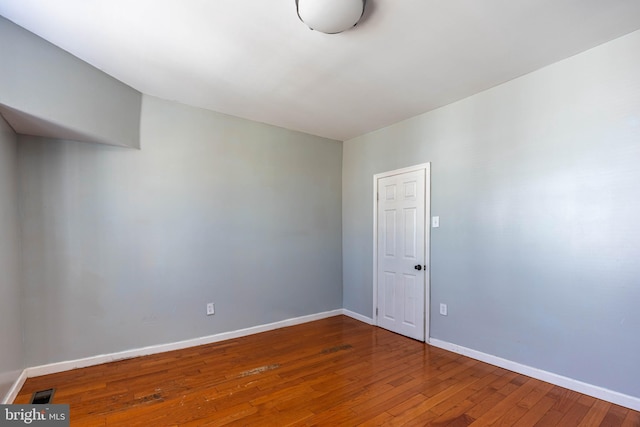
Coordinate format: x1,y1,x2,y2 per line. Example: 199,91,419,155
0,405,69,426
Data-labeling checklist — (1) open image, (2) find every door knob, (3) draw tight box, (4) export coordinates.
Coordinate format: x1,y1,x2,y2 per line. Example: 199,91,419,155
414,265,422,271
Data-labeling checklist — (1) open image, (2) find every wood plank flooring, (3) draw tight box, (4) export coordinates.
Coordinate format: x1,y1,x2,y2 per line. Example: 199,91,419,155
14,316,640,426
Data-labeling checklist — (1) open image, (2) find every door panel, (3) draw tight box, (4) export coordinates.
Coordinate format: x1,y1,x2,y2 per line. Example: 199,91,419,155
376,169,426,341
404,207,417,258
384,210,396,257
383,272,396,320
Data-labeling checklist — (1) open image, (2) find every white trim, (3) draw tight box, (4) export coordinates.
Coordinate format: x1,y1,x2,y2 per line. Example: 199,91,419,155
6,311,640,412
1,370,27,404
342,309,373,325
430,338,640,412
26,310,342,378
424,163,431,344
373,163,431,342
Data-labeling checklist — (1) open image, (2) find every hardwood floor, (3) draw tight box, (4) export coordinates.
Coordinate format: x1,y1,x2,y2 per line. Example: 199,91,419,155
14,316,640,426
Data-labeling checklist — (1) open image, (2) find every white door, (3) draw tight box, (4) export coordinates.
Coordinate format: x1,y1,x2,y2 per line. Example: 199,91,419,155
375,167,428,341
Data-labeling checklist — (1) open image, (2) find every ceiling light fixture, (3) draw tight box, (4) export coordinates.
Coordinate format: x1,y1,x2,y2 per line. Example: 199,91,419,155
296,0,367,34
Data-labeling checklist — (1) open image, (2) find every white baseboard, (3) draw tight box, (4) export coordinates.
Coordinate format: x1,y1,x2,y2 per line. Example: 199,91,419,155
4,309,364,404
15,311,639,413
429,338,640,412
26,309,343,378
342,309,374,325
1,370,27,404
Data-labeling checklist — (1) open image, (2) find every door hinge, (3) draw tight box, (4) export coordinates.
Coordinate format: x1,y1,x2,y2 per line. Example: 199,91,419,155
377,192,379,201
376,307,378,316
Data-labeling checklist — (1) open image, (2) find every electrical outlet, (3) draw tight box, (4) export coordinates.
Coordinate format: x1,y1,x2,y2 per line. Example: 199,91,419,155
206,303,215,316
439,303,448,316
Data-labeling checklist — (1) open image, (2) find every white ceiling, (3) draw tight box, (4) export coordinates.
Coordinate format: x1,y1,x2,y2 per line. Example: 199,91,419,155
1,0,640,141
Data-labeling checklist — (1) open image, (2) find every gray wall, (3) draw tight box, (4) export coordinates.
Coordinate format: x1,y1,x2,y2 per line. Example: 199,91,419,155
343,30,640,397
19,95,342,366
0,115,24,400
0,16,141,148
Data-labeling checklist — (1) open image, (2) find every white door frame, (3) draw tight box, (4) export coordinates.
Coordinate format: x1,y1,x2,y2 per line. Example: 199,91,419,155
373,163,431,342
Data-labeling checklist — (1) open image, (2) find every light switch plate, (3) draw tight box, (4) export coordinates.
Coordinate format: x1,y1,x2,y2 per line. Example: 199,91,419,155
432,216,440,228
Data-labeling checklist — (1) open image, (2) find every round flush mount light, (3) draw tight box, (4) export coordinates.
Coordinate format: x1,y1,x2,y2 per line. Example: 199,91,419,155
296,0,367,34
